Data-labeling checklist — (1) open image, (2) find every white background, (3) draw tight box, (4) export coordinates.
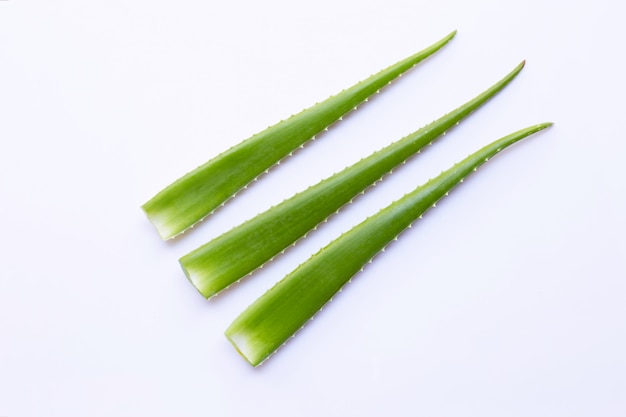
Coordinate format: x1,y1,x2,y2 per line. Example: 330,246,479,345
1,1,625,416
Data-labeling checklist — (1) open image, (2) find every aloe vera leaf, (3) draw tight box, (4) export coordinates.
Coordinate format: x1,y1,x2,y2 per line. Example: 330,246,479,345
180,62,525,298
225,122,553,366
141,32,457,240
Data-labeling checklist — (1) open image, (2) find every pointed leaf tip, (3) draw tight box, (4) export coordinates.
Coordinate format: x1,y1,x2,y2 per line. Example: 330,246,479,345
439,30,457,45
531,122,554,132
513,60,525,75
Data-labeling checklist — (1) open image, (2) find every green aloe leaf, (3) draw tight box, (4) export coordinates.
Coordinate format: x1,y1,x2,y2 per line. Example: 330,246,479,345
225,122,553,366
142,31,457,240
180,62,525,298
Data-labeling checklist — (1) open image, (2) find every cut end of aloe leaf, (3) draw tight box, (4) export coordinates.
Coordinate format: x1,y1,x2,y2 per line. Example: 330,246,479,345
179,257,218,299
225,328,267,367
141,204,179,240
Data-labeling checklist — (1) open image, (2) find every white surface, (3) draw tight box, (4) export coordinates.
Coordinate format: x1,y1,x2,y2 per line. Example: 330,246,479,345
1,1,625,416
